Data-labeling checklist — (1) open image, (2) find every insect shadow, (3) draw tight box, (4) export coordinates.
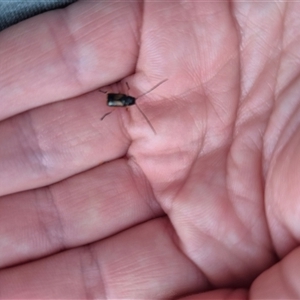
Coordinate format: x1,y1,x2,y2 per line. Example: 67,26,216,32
99,79,168,134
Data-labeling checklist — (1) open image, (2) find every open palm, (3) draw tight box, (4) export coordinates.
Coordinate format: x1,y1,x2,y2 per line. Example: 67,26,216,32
1,1,300,299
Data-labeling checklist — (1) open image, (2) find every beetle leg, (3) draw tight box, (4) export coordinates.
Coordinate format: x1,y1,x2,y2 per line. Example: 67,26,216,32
100,111,113,120
126,82,130,93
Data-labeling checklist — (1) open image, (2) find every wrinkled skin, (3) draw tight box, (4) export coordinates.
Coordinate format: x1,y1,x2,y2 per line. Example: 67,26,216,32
0,1,300,299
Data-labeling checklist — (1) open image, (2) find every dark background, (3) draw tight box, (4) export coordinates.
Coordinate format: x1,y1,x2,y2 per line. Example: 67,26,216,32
0,0,78,31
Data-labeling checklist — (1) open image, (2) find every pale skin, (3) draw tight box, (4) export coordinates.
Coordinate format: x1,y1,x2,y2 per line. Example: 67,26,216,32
0,1,300,299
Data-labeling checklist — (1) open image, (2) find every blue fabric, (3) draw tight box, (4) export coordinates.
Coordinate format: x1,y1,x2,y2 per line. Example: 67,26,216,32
0,0,77,31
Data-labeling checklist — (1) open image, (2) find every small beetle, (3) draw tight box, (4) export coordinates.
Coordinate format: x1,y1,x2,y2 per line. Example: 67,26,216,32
100,79,167,134
107,93,135,107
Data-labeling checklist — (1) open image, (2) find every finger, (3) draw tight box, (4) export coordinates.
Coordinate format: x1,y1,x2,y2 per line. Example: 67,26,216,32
250,247,300,299
0,0,140,120
265,112,300,257
0,219,205,299
0,159,164,268
0,90,129,196
258,5,300,258
178,289,247,300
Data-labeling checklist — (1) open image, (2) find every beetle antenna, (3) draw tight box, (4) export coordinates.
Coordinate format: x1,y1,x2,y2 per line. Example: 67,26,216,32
135,103,156,134
136,79,168,99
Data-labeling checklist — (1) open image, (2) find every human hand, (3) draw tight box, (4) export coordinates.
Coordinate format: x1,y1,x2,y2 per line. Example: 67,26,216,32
1,1,300,299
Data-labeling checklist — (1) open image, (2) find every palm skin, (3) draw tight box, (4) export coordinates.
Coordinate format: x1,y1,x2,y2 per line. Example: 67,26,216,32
0,1,300,299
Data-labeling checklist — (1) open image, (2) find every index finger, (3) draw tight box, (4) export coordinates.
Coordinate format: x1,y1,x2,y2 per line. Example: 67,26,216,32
0,0,141,120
